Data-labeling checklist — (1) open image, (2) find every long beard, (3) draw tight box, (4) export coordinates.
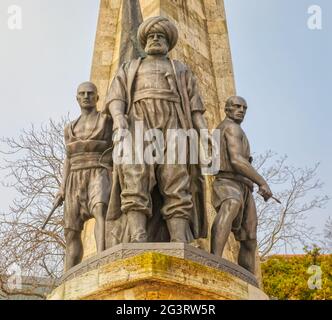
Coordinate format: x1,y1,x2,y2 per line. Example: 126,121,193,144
145,44,168,56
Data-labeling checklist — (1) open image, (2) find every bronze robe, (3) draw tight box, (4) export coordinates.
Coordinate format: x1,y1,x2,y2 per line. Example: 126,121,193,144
104,57,207,244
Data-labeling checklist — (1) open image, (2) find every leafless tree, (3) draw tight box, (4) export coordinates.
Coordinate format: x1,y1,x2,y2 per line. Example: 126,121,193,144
0,118,68,298
253,151,330,260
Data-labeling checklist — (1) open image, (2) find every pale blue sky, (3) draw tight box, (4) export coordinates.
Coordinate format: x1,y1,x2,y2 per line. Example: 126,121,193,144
0,1,331,251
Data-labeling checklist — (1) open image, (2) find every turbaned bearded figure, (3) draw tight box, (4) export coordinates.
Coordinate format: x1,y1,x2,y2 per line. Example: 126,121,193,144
104,16,208,244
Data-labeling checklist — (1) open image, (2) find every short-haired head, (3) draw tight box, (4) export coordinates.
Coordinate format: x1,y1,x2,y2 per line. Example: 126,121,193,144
77,81,98,95
76,81,99,109
224,96,248,124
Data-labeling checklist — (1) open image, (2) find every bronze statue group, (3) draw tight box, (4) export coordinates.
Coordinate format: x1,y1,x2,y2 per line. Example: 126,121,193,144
52,17,273,275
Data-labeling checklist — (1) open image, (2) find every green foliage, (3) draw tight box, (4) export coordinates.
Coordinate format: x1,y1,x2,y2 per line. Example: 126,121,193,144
261,250,332,300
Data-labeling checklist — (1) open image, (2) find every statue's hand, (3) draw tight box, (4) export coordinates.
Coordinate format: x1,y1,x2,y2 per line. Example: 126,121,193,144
53,190,64,207
258,183,273,202
113,114,129,131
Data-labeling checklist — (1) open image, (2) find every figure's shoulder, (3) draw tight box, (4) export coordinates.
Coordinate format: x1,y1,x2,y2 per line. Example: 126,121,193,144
64,120,74,133
217,118,231,128
64,120,74,140
222,119,243,136
171,59,189,72
113,58,143,80
120,57,142,70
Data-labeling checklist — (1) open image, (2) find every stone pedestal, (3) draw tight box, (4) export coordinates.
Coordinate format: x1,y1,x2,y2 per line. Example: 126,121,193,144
48,243,268,300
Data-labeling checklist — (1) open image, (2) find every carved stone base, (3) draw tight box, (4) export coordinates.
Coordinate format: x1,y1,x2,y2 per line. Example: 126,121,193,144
48,243,268,300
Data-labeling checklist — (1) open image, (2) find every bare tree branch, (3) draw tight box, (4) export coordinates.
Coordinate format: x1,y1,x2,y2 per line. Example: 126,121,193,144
253,151,330,260
0,117,69,290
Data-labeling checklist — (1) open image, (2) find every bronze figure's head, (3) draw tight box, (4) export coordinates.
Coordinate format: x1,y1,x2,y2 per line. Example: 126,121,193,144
76,81,99,109
225,96,248,124
138,16,179,55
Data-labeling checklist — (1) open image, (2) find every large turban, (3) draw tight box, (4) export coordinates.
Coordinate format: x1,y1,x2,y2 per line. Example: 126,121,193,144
137,16,179,52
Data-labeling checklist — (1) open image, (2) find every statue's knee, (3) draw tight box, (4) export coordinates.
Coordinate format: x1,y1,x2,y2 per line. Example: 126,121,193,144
224,199,241,215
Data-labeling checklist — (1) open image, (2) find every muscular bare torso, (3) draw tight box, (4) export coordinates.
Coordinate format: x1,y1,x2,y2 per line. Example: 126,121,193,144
218,118,251,173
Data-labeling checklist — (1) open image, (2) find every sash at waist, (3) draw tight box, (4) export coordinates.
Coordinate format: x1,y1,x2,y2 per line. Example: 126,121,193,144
66,140,109,155
69,152,106,170
133,89,180,103
216,171,254,191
